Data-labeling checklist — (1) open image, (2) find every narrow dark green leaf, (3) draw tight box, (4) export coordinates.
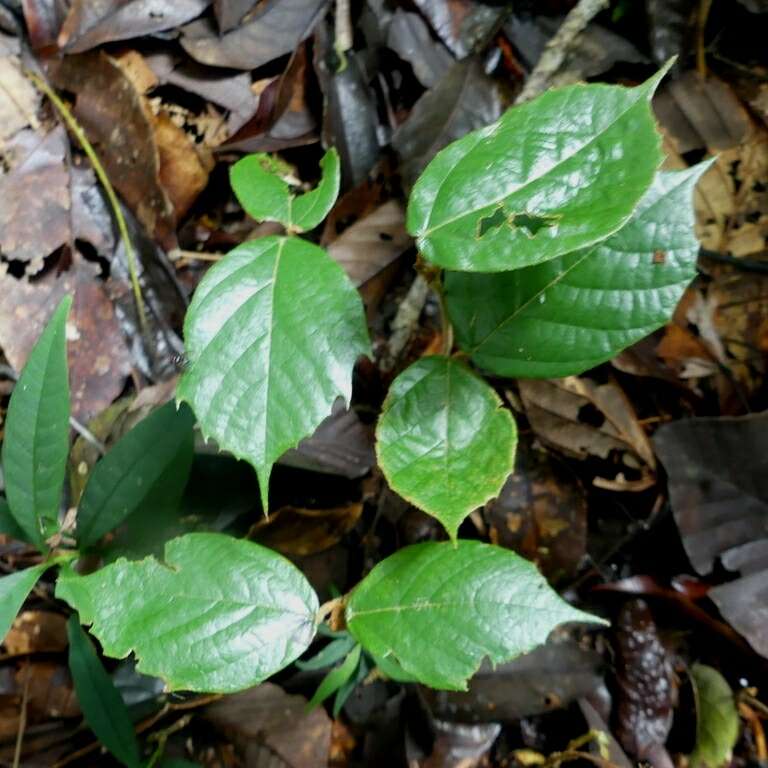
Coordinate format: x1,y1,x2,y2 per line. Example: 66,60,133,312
177,236,370,512
346,541,605,690
67,616,141,768
296,635,356,671
56,533,319,693
2,296,72,548
230,148,340,231
0,563,50,642
76,402,195,549
307,644,361,710
690,663,740,768
375,356,516,540
446,165,710,378
408,68,670,272
0,498,30,543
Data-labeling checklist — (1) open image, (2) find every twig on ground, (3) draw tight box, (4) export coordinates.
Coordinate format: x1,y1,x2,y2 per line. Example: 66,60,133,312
381,274,430,372
12,662,31,768
515,0,610,104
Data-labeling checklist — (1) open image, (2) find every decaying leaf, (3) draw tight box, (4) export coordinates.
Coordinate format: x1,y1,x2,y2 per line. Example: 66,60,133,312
5,612,68,655
518,377,656,491
0,35,40,141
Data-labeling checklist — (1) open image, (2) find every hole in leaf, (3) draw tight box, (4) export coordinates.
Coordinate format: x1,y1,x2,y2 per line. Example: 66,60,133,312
477,207,507,237
510,212,560,237
577,403,605,428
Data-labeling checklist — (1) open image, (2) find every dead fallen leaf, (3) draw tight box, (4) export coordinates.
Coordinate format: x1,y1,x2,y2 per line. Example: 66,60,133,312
58,0,210,53
0,36,40,141
0,254,132,422
251,503,363,556
22,0,67,51
0,126,69,267
518,377,656,490
213,0,259,32
5,612,68,655
485,436,587,582
204,682,331,768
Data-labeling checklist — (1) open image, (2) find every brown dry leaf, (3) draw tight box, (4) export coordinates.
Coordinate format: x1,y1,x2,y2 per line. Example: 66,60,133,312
204,682,331,768
48,51,178,249
0,255,132,422
485,437,587,582
655,71,768,257
0,126,69,268
5,612,68,655
251,503,363,556
0,37,40,142
518,377,656,490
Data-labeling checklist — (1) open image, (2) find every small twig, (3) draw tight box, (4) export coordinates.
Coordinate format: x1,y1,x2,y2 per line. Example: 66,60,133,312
24,68,147,332
12,662,32,768
69,416,106,455
516,0,610,104
696,0,713,77
381,274,430,372
334,0,353,70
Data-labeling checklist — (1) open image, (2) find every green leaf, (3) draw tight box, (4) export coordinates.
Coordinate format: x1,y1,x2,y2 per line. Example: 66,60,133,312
446,165,710,378
76,402,195,549
345,540,604,690
0,563,50,642
177,236,370,512
690,663,740,768
375,356,516,540
230,148,340,232
296,635,356,671
56,533,319,693
2,296,72,548
0,498,30,543
307,643,362,710
408,68,669,272
67,616,141,768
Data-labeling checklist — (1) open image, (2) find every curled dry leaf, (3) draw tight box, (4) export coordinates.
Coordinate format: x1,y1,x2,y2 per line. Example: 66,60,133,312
0,255,132,422
518,377,656,491
485,436,587,582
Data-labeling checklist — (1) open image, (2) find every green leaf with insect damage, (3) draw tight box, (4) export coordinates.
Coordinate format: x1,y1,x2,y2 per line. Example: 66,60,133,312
408,67,670,272
446,164,710,378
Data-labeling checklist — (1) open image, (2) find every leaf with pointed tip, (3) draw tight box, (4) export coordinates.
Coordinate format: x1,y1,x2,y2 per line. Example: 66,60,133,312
77,402,195,549
2,296,72,548
67,617,141,768
376,356,516,540
177,236,369,512
346,540,605,690
690,663,739,768
446,165,709,378
0,563,50,642
56,533,319,693
230,148,340,231
408,68,670,272
307,643,362,709
0,498,30,543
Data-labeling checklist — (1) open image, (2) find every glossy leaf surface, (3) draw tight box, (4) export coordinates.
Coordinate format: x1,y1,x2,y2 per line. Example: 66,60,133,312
2,296,71,548
230,148,340,231
0,498,29,542
77,402,195,549
346,540,603,690
376,356,516,540
408,70,668,272
690,663,739,768
67,617,141,768
56,533,319,693
177,236,369,511
446,166,708,378
0,563,50,642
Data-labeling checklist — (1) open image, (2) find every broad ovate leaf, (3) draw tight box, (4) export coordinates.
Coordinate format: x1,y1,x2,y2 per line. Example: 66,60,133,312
0,563,50,642
408,68,670,272
177,236,370,511
346,540,604,690
56,533,319,693
67,617,141,768
230,148,340,232
690,663,739,768
446,165,710,378
76,401,195,549
2,296,71,548
376,356,516,540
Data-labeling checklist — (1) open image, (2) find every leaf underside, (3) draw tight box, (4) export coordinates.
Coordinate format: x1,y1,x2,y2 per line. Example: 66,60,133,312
446,165,709,378
408,70,668,272
2,296,72,548
376,356,516,540
56,533,319,693
177,235,370,511
346,540,604,690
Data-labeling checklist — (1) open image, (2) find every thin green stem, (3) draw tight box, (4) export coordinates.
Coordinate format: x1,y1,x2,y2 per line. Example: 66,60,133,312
25,69,147,332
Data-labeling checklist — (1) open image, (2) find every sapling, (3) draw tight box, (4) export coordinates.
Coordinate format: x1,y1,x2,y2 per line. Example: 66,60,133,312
0,66,708,736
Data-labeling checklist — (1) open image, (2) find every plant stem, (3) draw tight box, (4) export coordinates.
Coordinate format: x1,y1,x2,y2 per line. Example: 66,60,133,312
433,278,454,356
25,68,148,332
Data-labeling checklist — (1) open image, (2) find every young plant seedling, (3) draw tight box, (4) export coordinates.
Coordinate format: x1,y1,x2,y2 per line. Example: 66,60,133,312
0,67,709,756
